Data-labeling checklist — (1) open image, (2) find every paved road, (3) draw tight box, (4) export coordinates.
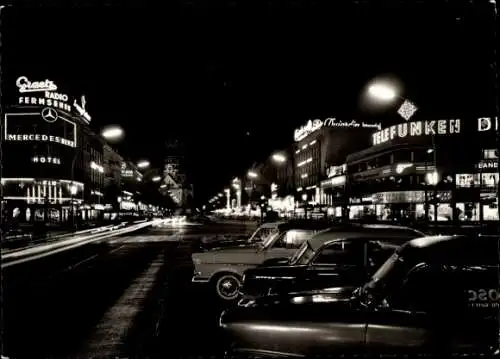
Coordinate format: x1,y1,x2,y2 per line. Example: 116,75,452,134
1,221,257,359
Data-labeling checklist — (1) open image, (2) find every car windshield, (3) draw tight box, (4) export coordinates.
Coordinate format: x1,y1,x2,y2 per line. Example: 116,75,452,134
261,231,283,249
248,227,278,244
292,242,315,265
361,252,404,299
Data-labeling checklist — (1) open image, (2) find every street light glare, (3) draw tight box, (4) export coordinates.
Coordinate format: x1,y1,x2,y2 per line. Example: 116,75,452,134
368,83,397,102
152,176,161,182
248,171,258,179
137,160,150,168
101,126,124,140
272,153,286,163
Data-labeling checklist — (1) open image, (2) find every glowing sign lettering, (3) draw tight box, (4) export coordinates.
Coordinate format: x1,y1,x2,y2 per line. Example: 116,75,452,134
45,91,68,102
477,161,498,170
74,95,91,123
294,119,323,142
323,118,382,131
477,117,499,132
372,119,462,146
18,96,72,112
32,156,61,165
16,76,57,93
6,134,75,148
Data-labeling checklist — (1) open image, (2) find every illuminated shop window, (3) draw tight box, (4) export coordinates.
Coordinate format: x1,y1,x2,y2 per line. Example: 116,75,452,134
483,149,498,160
436,203,453,221
456,203,480,221
482,202,499,221
481,173,499,188
455,174,480,188
349,205,364,220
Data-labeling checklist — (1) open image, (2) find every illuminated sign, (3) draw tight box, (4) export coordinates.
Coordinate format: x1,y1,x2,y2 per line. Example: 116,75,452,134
74,95,91,123
323,118,382,131
477,160,498,170
321,175,346,188
32,156,61,164
326,164,346,178
372,119,461,146
478,117,499,132
6,134,75,147
16,76,57,93
45,91,69,102
4,112,77,148
294,119,323,142
19,95,72,112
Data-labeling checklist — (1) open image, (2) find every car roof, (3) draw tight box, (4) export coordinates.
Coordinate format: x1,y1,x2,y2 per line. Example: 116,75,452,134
399,235,500,265
308,224,425,251
257,221,287,229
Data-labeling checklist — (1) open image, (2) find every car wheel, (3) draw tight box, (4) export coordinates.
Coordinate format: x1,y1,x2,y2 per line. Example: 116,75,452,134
215,274,241,301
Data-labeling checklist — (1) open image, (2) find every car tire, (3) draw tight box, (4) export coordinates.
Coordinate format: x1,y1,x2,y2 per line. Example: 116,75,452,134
214,273,242,301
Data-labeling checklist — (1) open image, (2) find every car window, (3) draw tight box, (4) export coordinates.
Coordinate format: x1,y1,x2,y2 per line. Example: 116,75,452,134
250,227,278,243
271,230,313,249
312,240,364,265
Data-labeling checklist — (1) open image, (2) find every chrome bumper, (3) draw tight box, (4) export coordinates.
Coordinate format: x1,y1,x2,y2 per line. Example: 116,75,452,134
192,272,210,283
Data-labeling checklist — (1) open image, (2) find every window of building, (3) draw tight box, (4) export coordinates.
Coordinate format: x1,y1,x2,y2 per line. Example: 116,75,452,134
455,174,480,188
481,173,499,188
483,149,498,160
456,203,480,221
483,200,499,221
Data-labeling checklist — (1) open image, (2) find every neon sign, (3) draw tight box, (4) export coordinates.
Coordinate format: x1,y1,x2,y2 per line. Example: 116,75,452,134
294,119,323,142
16,76,57,93
19,95,72,112
323,118,382,131
32,156,61,164
372,119,462,146
45,91,69,102
74,95,91,123
6,134,75,148
477,117,498,132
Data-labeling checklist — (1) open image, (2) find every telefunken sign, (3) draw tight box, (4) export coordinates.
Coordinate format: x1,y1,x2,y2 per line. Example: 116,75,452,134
294,118,381,142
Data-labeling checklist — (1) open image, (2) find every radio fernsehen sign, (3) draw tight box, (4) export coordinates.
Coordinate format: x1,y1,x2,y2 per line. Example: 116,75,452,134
15,76,91,123
372,117,498,146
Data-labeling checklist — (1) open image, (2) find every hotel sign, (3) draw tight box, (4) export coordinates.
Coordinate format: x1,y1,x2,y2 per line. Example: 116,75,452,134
32,156,61,165
372,119,462,146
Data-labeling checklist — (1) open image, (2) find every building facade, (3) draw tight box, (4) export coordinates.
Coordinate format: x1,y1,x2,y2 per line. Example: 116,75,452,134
1,75,105,225
346,116,499,224
292,117,378,216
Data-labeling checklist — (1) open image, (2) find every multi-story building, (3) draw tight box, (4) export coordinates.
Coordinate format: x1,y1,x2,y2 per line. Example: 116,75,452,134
163,139,194,208
103,144,124,208
1,75,105,225
346,116,499,224
293,117,377,215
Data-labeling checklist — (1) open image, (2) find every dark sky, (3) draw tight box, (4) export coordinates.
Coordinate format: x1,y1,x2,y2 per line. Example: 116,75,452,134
2,1,497,203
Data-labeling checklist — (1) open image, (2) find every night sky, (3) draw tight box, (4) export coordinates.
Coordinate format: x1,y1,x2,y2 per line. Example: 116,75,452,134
2,1,497,204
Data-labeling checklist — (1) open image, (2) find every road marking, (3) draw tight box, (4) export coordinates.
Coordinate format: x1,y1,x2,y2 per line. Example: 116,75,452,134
78,252,164,358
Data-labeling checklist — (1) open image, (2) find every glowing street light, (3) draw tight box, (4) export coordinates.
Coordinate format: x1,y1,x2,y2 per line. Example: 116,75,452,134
272,153,286,163
160,184,167,188
152,176,161,182
367,83,397,102
137,160,150,169
101,125,124,141
247,171,258,179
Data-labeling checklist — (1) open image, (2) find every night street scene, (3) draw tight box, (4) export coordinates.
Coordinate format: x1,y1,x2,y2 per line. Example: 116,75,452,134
1,1,500,358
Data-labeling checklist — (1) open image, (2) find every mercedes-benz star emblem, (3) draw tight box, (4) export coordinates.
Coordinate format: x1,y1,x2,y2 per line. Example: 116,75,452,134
41,107,58,123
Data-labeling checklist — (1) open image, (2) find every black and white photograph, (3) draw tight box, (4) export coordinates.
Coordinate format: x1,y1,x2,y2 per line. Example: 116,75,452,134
0,1,499,358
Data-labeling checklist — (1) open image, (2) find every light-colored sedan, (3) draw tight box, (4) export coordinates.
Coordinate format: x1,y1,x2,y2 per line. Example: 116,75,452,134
192,227,325,301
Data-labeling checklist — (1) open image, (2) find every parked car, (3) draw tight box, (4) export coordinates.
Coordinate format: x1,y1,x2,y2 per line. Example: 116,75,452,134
191,221,332,301
220,235,500,358
195,221,284,252
238,224,425,306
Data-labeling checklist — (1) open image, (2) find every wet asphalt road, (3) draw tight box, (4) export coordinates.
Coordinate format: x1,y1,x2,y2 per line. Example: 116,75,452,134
1,221,257,359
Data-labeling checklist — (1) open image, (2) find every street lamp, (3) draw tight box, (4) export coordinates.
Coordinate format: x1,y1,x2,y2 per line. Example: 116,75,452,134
137,160,150,169
101,125,125,142
367,83,397,102
152,176,161,182
247,171,258,179
272,153,286,164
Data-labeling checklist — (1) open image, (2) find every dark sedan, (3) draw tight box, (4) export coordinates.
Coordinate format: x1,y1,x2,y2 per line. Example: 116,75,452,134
220,235,500,358
238,224,425,305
